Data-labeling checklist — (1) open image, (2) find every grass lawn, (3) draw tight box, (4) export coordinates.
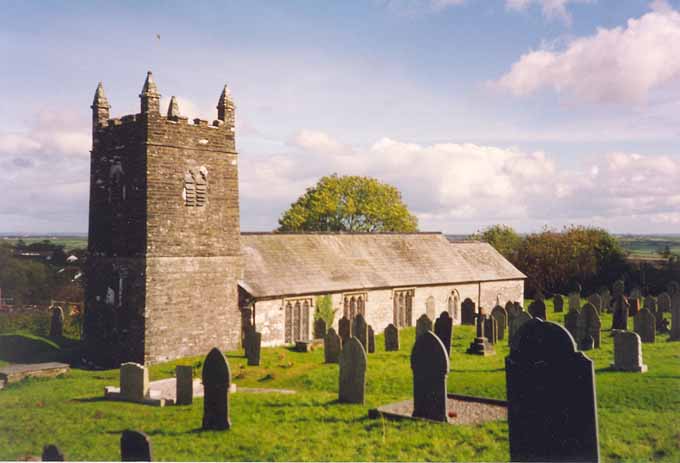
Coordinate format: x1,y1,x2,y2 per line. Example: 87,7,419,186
0,300,678,461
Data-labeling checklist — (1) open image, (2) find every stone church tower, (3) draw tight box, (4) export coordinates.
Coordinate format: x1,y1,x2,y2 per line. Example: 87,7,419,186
84,72,242,366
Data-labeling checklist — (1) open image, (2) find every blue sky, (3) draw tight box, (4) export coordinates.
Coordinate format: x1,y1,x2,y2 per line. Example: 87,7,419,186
1,0,679,234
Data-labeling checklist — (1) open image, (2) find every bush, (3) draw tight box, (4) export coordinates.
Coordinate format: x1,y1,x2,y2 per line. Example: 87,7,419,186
0,310,81,339
314,294,335,328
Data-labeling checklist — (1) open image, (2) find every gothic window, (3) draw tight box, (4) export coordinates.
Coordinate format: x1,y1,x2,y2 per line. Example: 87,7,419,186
293,301,301,342
448,290,461,321
393,289,414,327
284,302,293,343
357,296,365,317
284,297,313,343
349,297,356,320
342,293,367,321
183,166,208,207
302,300,310,341
343,298,349,319
108,157,126,204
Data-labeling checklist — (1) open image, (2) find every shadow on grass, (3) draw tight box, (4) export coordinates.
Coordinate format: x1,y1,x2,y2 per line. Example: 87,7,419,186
70,396,108,403
451,368,505,373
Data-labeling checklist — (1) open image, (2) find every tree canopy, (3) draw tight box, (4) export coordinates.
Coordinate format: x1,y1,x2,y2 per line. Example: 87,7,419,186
277,174,418,232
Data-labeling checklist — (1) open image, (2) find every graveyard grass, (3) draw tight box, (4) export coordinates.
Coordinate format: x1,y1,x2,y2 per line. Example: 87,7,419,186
0,301,679,462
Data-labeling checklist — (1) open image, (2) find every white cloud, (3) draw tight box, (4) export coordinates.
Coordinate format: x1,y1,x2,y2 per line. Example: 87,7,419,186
505,0,591,24
495,3,680,103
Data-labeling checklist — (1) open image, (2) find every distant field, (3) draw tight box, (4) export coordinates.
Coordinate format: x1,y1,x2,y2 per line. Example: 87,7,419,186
0,236,87,250
617,235,680,258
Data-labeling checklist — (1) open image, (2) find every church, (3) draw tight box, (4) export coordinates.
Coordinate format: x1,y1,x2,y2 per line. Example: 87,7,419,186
83,73,525,366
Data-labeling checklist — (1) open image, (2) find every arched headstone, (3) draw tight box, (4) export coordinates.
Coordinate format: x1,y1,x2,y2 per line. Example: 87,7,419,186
411,331,449,422
564,309,579,341
416,314,433,339
611,330,647,372
528,299,546,320
553,294,564,313
434,311,453,358
657,293,671,313
490,305,508,341
506,319,599,463
576,303,601,350
568,293,581,313
643,295,657,314
338,337,367,404
588,294,602,314
121,430,152,462
201,347,231,430
49,306,64,337
314,318,327,339
611,295,629,331
120,363,149,402
634,308,656,343
324,328,341,363
384,323,399,351
338,316,351,345
351,314,368,352
461,298,476,325
42,444,64,461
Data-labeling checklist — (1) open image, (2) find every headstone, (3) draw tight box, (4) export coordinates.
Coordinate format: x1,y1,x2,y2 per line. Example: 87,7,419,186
658,292,671,314
120,363,149,402
338,316,351,345
643,295,657,314
568,293,581,313
42,444,64,461
313,318,327,339
506,319,599,463
600,288,611,313
633,308,655,343
244,330,262,366
564,309,579,341
569,281,582,296
338,337,367,404
201,347,231,430
434,311,453,358
612,279,625,298
466,315,495,355
121,430,152,462
505,301,519,321
670,293,680,341
461,298,476,325
410,331,449,422
352,314,368,352
611,295,629,331
611,330,647,372
535,290,545,302
628,297,640,317
483,316,498,344
509,311,532,345
490,305,508,341
588,294,602,313
667,280,680,296
425,296,436,320
384,323,399,351
553,294,564,313
415,314,433,339
175,365,193,406
527,299,546,320
324,328,341,363
49,306,64,337
630,288,641,304
576,303,601,350
367,325,375,353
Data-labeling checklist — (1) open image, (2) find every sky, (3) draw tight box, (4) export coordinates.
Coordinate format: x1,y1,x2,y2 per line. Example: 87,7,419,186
1,0,679,234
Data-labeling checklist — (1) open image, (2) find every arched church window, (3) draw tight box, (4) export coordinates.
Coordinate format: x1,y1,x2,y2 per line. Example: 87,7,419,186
183,166,208,207
108,156,126,203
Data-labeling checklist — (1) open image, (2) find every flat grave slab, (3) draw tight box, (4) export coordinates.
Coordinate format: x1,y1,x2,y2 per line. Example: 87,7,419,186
0,362,70,389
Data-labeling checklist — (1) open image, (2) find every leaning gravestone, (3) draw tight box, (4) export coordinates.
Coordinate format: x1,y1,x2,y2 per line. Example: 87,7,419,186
576,303,601,350
634,308,656,343
461,298,476,325
671,294,680,341
588,294,603,314
483,316,498,345
611,295,629,331
416,314,433,339
338,316,351,345
506,319,599,463
42,444,64,461
553,294,564,313
120,363,149,402
367,325,376,353
314,318,327,339
384,323,399,351
121,430,152,462
564,310,579,347
411,331,449,422
527,299,546,320
49,306,64,337
324,328,341,363
509,311,532,345
202,347,231,430
175,365,193,406
611,330,647,372
490,305,508,341
352,314,369,352
434,311,453,358
338,337,367,404
244,330,262,366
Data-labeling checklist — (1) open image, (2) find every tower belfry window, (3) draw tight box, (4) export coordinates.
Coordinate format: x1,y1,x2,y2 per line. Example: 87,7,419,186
183,166,208,207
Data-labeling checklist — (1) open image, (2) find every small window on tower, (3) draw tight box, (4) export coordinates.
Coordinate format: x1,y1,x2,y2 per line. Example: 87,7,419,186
183,166,208,207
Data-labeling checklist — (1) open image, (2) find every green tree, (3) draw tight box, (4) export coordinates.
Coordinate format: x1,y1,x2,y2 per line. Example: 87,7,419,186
472,225,522,261
277,174,418,232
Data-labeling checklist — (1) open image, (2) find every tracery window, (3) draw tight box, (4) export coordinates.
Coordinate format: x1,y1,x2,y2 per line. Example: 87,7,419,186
183,166,208,207
393,288,414,327
342,292,367,320
284,297,312,343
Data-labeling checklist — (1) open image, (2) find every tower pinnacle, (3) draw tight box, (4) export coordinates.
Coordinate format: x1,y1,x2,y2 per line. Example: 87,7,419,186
91,82,110,127
140,71,161,114
216,85,235,127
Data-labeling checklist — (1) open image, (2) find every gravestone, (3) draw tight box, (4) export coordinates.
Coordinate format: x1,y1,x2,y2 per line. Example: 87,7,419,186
313,318,327,339
506,319,599,463
338,337,367,404
367,325,375,353
42,444,64,461
411,331,449,422
628,297,640,317
416,314,433,339
527,299,546,320
633,308,655,343
576,303,601,350
569,281,582,296
588,294,603,314
600,288,611,313
611,330,647,372
568,293,581,313
643,295,657,314
535,289,545,303
564,309,579,343
553,294,564,313
434,311,453,358
466,315,495,356
338,316,351,345
657,292,671,314
384,323,399,351
671,294,680,341
667,280,680,296
483,316,498,345
324,328,341,363
244,330,262,366
175,365,193,406
49,306,64,337
509,311,532,345
490,305,508,341
352,314,368,352
425,296,436,321
461,298,476,325
505,301,519,321
121,430,152,462
120,363,149,402
201,347,231,430
630,288,641,304
612,279,625,297
611,295,629,331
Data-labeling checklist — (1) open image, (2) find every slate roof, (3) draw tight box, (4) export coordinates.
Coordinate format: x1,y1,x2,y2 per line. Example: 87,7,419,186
239,232,525,299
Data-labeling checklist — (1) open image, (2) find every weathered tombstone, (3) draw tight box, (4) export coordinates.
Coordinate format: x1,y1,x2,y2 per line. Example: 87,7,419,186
576,303,601,350
611,295,629,331
600,288,611,313
527,299,546,320
352,314,368,352
564,309,579,341
49,306,64,337
201,347,231,430
384,323,399,351
434,311,453,358
461,298,476,325
42,444,64,461
628,297,640,317
338,316,351,345
175,365,193,406
509,311,532,345
633,308,656,343
121,430,152,462
411,331,449,422
611,330,647,372
244,330,262,366
657,292,671,314
506,319,599,463
483,316,498,344
120,362,149,402
490,305,508,341
568,293,581,313
505,300,518,320
667,280,680,296
367,325,376,353
324,327,341,363
466,315,495,355
415,313,433,339
588,294,603,314
671,293,680,341
425,296,436,321
338,337,367,404
553,294,564,313
313,318,327,339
